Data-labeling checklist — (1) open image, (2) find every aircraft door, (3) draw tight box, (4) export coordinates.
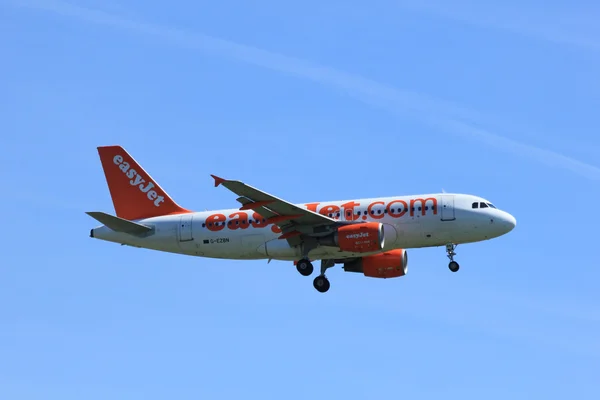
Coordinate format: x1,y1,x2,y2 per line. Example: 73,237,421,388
179,214,194,242
440,195,456,221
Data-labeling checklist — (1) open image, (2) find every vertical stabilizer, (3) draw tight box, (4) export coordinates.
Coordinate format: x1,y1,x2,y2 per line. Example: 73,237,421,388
96,145,191,220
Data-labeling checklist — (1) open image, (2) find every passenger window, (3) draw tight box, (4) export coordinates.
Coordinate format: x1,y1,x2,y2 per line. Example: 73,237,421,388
472,202,478,209
480,202,488,208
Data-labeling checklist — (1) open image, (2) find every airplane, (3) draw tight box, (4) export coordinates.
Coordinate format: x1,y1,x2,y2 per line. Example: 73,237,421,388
87,145,517,293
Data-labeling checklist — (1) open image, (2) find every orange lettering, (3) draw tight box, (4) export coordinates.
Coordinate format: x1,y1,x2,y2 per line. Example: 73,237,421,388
305,203,320,212
206,213,226,231
251,212,268,228
342,201,360,221
367,201,385,219
387,200,407,218
410,198,438,216
229,212,249,230
319,205,341,219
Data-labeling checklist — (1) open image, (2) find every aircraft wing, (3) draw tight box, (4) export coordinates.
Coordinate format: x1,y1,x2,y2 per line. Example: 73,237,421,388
210,175,337,243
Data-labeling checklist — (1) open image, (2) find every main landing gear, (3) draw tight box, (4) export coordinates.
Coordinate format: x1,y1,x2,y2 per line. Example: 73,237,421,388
296,259,313,276
446,243,460,272
313,275,330,293
313,259,335,293
296,258,335,293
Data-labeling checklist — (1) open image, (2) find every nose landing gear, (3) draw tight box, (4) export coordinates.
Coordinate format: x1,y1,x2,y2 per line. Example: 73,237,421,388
446,243,460,272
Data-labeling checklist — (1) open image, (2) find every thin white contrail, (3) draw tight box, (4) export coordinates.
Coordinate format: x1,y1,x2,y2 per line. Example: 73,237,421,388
9,0,600,181
396,1,600,52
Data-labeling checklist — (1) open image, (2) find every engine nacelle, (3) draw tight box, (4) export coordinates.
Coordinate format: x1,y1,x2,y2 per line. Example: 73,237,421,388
343,249,408,279
319,222,385,253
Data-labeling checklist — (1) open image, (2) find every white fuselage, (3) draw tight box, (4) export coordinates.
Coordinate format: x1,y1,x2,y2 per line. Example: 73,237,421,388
91,193,516,262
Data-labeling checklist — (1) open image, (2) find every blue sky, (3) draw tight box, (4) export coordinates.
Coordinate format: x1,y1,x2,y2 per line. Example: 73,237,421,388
2,0,600,398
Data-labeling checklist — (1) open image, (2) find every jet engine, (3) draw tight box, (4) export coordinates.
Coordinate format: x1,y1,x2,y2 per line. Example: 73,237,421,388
343,249,408,278
318,222,385,253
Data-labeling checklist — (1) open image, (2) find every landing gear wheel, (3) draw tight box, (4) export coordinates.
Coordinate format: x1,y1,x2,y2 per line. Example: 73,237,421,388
313,275,330,293
445,243,459,272
296,259,313,276
448,261,460,272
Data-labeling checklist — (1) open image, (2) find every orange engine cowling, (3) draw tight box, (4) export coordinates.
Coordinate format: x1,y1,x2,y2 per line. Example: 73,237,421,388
343,249,408,279
334,222,385,253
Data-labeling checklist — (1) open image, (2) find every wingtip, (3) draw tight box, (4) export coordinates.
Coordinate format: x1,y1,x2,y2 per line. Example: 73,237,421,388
211,174,226,187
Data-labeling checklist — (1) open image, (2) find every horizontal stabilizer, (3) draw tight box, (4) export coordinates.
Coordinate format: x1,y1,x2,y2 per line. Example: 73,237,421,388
86,211,153,235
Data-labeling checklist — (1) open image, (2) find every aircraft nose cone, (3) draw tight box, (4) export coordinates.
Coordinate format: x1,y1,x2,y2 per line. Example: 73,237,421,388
503,212,516,232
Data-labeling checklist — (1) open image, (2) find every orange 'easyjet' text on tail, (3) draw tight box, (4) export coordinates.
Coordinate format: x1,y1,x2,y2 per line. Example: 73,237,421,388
97,145,191,221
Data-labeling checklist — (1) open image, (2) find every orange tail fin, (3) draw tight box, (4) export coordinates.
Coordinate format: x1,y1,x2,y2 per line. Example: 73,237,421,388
97,145,191,220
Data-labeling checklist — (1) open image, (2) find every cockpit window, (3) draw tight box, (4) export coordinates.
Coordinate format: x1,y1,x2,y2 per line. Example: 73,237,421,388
487,203,497,209
472,202,479,209
480,202,488,208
